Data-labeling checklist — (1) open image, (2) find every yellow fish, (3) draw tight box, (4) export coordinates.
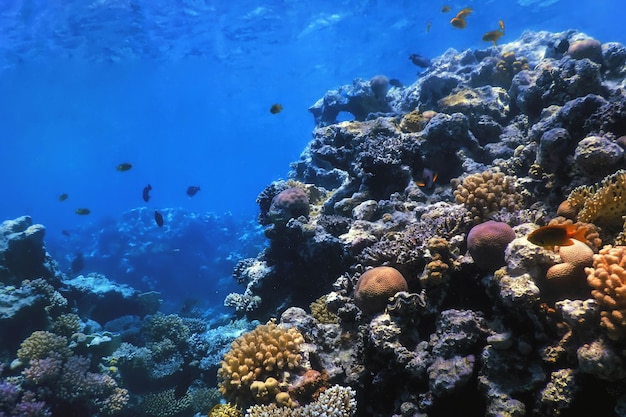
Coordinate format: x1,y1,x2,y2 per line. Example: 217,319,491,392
527,224,588,247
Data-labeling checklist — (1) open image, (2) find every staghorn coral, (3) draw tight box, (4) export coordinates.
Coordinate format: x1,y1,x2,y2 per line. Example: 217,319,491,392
140,388,192,417
17,331,72,365
566,169,626,229
218,321,305,408
586,245,626,340
244,385,356,417
452,170,525,224
354,266,408,316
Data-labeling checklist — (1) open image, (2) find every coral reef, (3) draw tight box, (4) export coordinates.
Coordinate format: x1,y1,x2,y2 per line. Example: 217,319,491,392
467,221,516,272
354,266,408,316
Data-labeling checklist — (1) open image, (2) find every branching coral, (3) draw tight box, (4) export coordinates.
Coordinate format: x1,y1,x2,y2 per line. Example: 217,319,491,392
566,169,626,229
218,321,305,408
310,295,339,324
244,385,356,417
586,245,626,340
140,388,192,417
17,331,72,365
452,170,525,224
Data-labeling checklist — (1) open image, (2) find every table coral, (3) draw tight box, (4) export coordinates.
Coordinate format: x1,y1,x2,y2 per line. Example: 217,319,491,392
586,245,626,340
218,321,305,408
566,169,626,229
354,266,408,316
452,170,525,224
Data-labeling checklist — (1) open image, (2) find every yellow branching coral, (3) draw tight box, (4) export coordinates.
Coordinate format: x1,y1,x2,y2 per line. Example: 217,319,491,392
452,170,524,224
245,385,357,417
310,295,339,324
566,170,626,229
209,403,242,417
218,321,305,408
586,245,626,340
17,331,72,364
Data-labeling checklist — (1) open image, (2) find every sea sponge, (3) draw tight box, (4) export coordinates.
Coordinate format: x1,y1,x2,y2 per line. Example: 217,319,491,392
452,170,524,224
268,187,310,225
586,245,626,340
467,221,515,272
17,331,72,364
354,266,409,315
217,321,304,408
566,169,626,229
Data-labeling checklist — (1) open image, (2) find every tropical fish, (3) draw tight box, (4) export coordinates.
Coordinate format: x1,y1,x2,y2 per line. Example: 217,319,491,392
552,39,570,54
442,5,451,13
116,163,133,172
482,29,505,46
450,7,472,29
75,208,91,215
143,184,152,203
58,193,68,202
499,19,505,31
416,167,438,189
527,224,588,247
270,103,283,114
426,21,431,33
186,186,200,197
409,54,431,68
71,252,84,274
154,210,164,227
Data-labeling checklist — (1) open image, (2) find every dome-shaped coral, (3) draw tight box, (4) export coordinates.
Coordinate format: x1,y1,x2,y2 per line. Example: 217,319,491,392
268,187,310,225
355,266,408,315
467,221,515,272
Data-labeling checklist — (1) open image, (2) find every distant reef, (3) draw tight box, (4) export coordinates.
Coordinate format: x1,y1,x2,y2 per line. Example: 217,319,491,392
4,29,626,417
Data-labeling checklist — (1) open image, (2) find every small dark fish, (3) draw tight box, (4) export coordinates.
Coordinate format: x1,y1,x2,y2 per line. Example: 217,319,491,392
154,210,164,227
142,184,152,203
116,163,133,172
409,54,431,68
58,193,68,202
554,39,570,54
71,252,84,275
426,21,431,33
61,230,71,237
441,5,451,13
186,186,200,197
389,79,404,88
416,167,438,189
75,208,91,215
270,103,283,114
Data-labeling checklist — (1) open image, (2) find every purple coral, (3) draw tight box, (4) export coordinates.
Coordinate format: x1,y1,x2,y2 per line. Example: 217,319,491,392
268,187,310,224
467,221,515,272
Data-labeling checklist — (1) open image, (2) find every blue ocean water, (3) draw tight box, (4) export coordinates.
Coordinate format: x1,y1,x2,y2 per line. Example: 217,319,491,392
0,0,623,308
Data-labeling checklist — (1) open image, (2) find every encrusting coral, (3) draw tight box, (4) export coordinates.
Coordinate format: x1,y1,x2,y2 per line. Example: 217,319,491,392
218,321,305,408
452,170,525,224
586,245,626,340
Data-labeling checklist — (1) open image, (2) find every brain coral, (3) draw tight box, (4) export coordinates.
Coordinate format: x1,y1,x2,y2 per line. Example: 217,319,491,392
586,245,626,340
218,321,304,408
268,187,310,225
355,266,408,315
566,169,626,229
467,221,515,272
452,170,525,224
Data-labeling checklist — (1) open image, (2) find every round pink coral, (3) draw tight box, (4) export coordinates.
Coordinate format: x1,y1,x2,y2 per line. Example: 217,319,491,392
269,187,310,224
467,221,515,272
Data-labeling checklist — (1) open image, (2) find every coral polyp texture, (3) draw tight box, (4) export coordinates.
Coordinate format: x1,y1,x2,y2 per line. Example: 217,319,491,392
354,266,408,316
452,170,524,224
586,245,626,340
217,321,305,408
566,169,626,229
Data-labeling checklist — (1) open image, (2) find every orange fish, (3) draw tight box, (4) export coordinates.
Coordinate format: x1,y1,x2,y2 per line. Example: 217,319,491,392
498,19,505,31
527,224,588,247
450,16,467,29
456,7,473,19
482,29,505,46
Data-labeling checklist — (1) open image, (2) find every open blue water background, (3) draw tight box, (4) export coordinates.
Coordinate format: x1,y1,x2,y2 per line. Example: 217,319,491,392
0,0,623,310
